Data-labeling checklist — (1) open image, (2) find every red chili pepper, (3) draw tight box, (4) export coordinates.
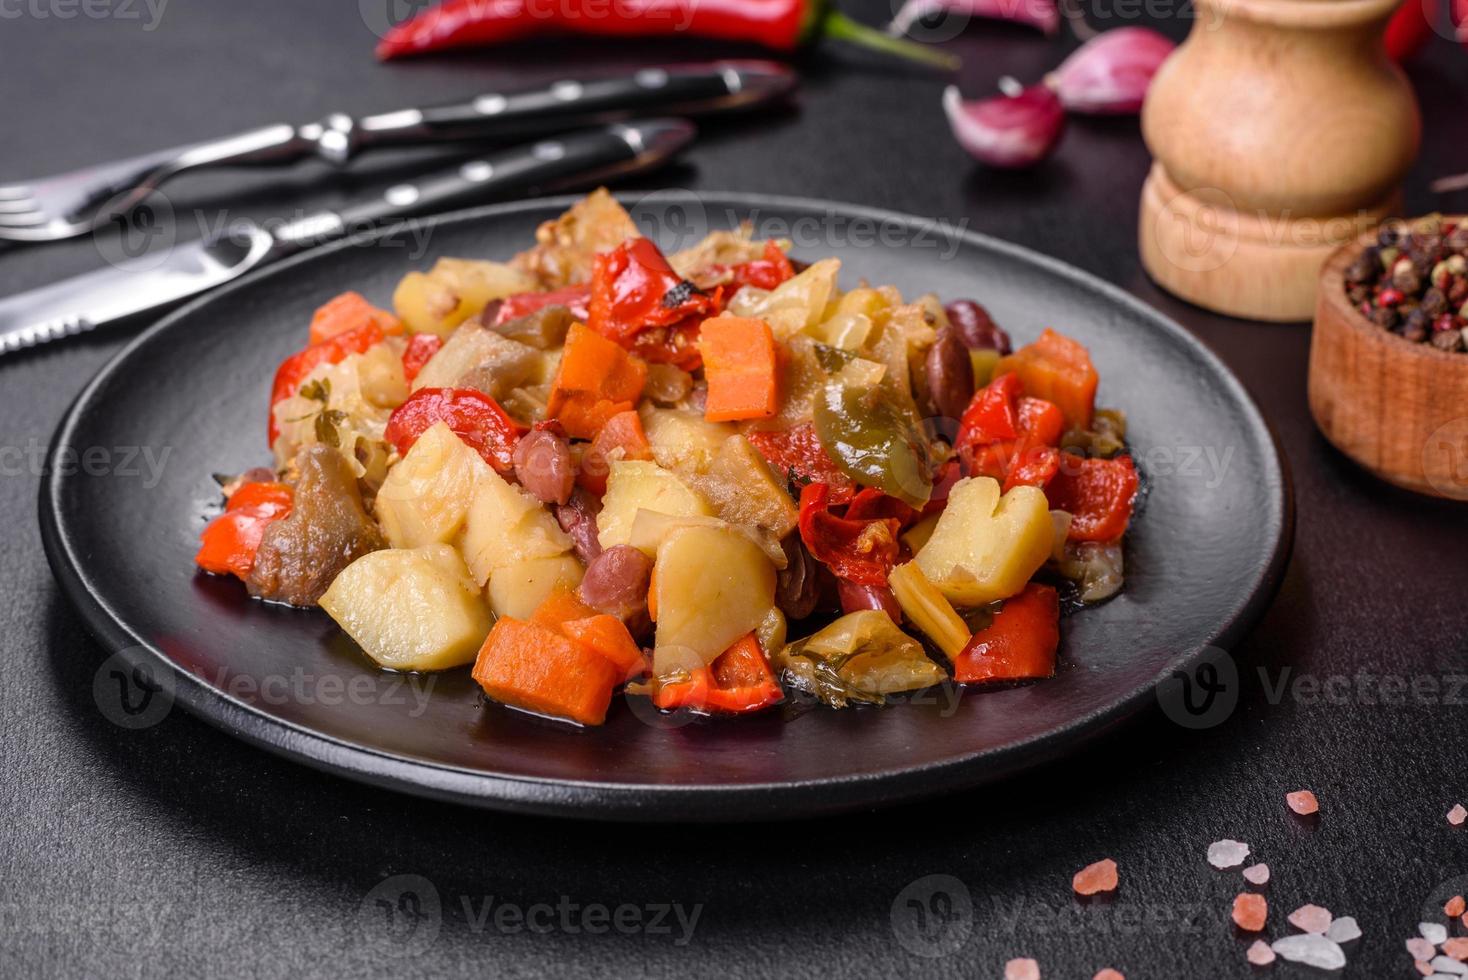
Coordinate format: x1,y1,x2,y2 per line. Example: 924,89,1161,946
1385,0,1438,61
951,583,1059,684
1044,454,1138,542
375,0,959,70
267,322,386,446
384,387,524,473
725,241,797,292
651,633,783,714
493,284,591,326
195,482,294,580
798,482,902,587
747,423,856,502
588,238,718,344
401,333,443,383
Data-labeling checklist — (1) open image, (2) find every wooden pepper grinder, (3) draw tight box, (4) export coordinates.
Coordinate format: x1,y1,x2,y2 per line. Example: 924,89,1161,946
1138,0,1421,322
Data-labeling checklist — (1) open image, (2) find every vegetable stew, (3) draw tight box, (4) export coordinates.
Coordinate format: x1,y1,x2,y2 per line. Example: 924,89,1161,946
196,189,1139,726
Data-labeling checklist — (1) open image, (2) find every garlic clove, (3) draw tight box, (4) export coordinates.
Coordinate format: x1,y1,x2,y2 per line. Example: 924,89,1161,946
942,83,1065,169
1048,27,1176,115
890,0,1060,38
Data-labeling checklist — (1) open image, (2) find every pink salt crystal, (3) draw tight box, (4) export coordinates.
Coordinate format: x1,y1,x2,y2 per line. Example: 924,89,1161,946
1447,895,1467,918
1005,958,1041,980
1287,904,1332,934
1414,959,1434,977
1443,937,1468,960
1073,858,1119,896
1243,863,1271,885
1449,804,1467,826
1461,912,1468,930
1286,790,1319,815
1233,893,1268,931
1208,839,1251,869
1093,971,1124,980
1409,937,1437,961
1246,940,1276,965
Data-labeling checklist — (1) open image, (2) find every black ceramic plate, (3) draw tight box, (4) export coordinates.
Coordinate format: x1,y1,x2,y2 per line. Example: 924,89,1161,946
40,193,1291,821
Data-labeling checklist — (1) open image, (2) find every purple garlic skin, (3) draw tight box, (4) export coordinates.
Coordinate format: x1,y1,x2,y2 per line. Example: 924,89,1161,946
942,83,1065,169
1049,27,1177,115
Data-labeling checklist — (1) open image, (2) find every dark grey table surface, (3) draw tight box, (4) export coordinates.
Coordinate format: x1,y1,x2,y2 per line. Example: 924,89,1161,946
3,2,1467,977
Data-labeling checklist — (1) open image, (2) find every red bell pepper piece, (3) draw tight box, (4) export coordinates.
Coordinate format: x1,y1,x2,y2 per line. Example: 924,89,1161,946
651,633,782,715
195,482,294,580
797,482,902,587
267,322,385,446
726,241,797,292
957,372,1021,446
374,0,958,71
384,387,524,473
1045,454,1139,542
956,375,1065,490
630,321,708,373
747,423,856,502
587,237,719,347
401,332,443,383
308,291,401,346
844,487,919,528
951,583,1060,684
493,284,591,326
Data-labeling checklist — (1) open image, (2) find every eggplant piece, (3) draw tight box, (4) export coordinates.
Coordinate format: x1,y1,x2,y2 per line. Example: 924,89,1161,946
247,445,385,607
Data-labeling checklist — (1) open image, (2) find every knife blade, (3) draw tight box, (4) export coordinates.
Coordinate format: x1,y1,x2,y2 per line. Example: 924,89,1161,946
0,118,695,356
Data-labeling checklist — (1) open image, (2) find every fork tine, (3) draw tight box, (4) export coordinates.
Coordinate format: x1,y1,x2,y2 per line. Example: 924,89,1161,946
0,186,31,200
0,198,36,214
0,211,47,227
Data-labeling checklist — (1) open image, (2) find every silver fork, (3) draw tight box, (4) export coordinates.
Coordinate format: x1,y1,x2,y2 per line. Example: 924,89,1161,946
0,60,794,244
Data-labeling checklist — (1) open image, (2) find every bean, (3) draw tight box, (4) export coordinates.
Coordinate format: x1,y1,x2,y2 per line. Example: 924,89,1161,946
579,545,653,622
924,324,975,422
513,428,575,505
775,534,821,621
836,580,903,624
944,299,1012,355
555,489,603,564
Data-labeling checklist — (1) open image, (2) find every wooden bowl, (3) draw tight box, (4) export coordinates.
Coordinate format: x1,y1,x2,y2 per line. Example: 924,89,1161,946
1309,220,1468,500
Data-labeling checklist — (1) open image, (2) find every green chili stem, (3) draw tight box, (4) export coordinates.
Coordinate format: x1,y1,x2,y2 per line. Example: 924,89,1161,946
816,9,961,70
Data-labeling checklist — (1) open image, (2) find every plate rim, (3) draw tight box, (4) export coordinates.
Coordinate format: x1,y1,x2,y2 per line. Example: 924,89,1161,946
39,191,1296,821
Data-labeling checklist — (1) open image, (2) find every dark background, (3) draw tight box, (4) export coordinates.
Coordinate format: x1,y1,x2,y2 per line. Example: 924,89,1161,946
3,1,1467,977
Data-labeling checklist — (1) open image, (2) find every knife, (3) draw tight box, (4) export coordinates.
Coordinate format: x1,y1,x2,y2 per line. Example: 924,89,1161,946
0,61,794,243
0,118,695,356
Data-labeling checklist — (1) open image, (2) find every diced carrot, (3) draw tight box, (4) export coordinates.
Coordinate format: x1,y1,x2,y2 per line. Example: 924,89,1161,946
578,409,654,496
647,567,659,623
560,614,647,679
308,291,402,345
546,322,648,439
698,315,779,422
529,587,599,630
472,618,618,726
993,328,1097,429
